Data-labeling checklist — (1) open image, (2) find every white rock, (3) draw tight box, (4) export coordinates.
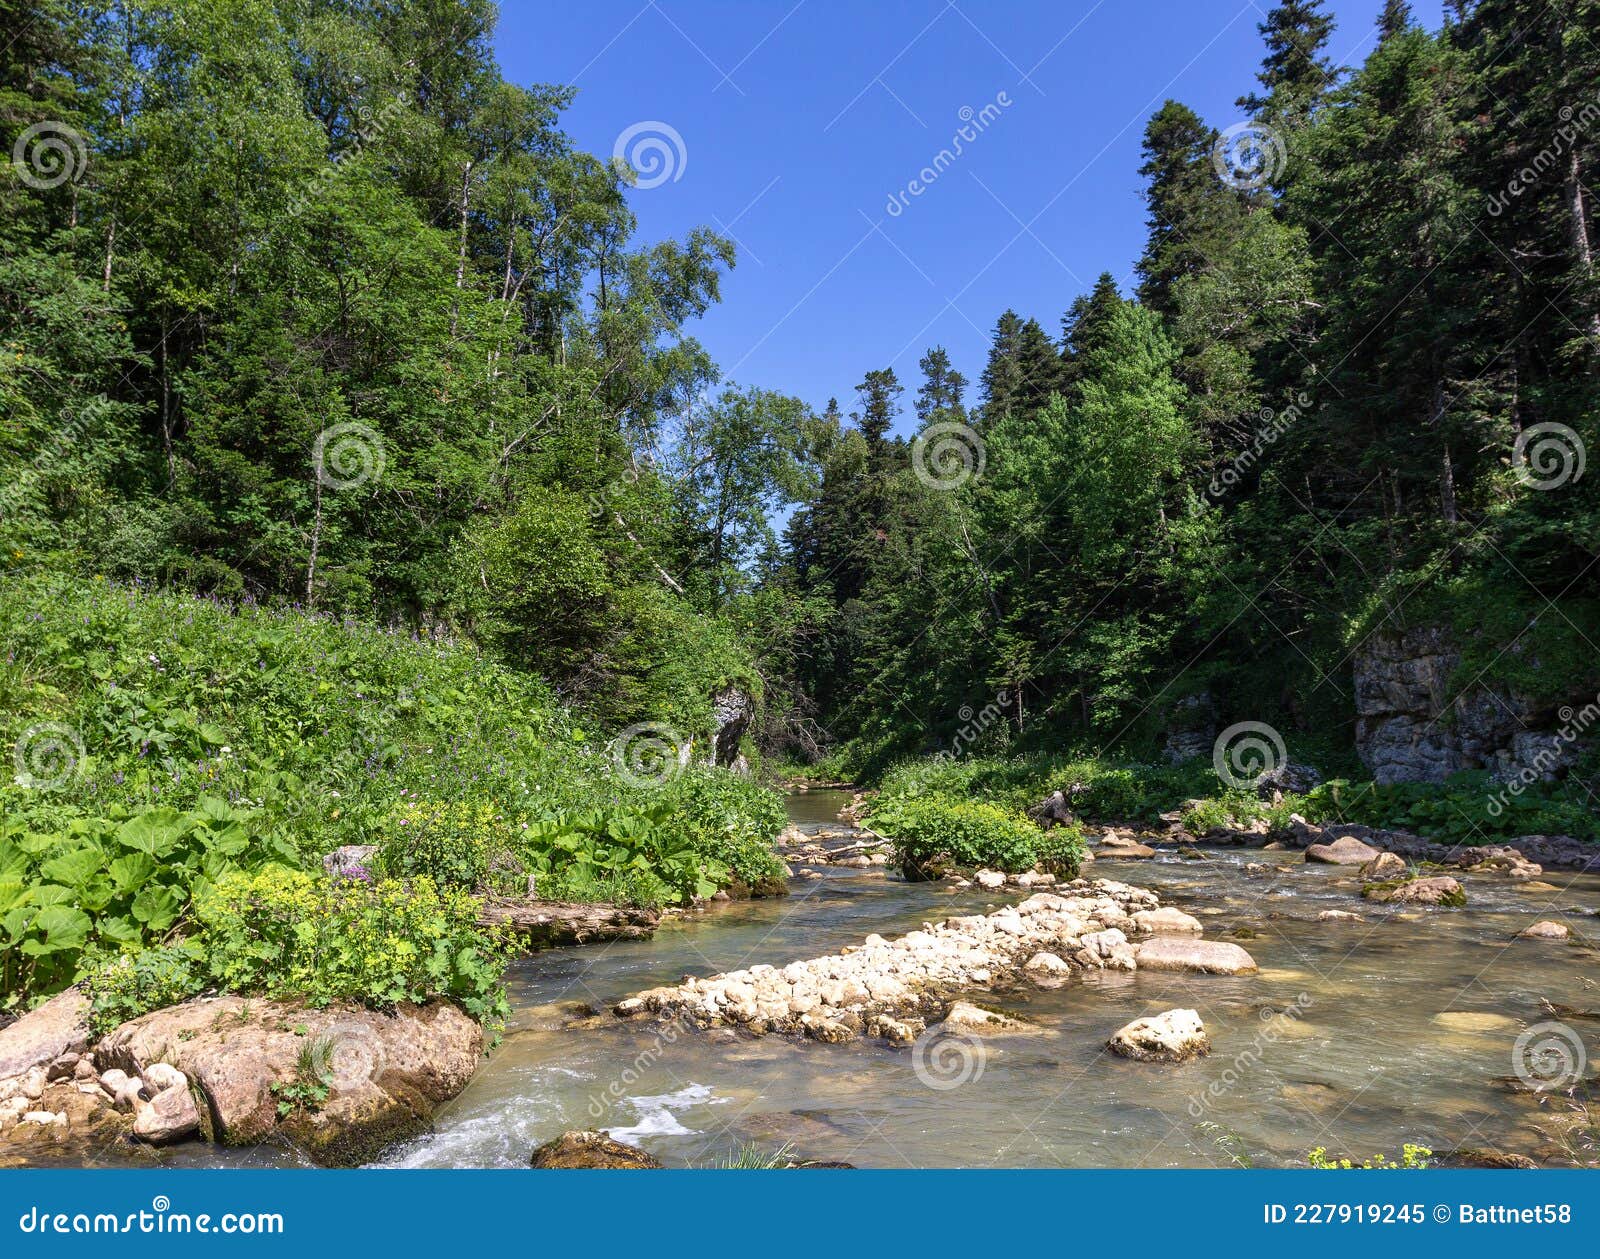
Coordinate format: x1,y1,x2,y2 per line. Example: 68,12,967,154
141,1062,188,1094
1108,1008,1210,1062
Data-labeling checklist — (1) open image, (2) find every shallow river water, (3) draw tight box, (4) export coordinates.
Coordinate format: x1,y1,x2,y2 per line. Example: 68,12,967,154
184,790,1600,1169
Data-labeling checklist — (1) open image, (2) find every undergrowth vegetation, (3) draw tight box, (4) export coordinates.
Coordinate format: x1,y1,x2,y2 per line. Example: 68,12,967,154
1,578,784,1016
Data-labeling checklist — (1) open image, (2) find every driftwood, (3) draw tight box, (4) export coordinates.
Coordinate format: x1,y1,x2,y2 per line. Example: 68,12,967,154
479,897,660,946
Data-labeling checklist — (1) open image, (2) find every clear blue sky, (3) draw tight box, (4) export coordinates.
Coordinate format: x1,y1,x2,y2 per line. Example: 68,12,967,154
493,0,1444,434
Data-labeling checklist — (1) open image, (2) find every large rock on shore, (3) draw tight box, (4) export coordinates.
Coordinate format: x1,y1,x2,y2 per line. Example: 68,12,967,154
1108,1009,1210,1062
1132,938,1259,975
0,989,89,1088
530,1130,662,1169
96,995,482,1166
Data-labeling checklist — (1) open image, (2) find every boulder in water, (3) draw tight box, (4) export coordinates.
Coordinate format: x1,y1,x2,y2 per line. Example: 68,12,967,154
1108,1009,1209,1062
530,1130,662,1169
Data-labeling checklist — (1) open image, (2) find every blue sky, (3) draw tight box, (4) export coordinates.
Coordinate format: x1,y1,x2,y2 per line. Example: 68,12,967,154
494,0,1444,434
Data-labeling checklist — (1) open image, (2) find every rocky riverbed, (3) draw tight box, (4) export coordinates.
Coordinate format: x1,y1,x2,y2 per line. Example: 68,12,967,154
615,879,1255,1046
6,788,1599,1170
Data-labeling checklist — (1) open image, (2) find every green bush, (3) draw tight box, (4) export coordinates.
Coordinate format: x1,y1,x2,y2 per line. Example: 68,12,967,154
198,868,513,1024
83,940,207,1037
1302,775,1598,844
0,796,290,1007
377,799,521,891
652,769,787,892
869,793,1044,875
1033,823,1088,877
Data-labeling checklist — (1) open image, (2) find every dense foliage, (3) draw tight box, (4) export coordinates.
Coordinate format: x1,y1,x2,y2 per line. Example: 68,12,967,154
0,578,784,1012
865,760,1085,878
764,1,1600,839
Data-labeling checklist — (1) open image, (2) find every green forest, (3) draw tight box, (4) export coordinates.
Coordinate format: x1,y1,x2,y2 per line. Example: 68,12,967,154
3,0,1600,1029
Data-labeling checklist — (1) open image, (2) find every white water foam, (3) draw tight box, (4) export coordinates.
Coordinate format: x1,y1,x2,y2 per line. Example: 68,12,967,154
605,1083,726,1146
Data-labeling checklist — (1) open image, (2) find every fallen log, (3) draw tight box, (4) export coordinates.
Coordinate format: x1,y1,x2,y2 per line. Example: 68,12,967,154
479,897,660,946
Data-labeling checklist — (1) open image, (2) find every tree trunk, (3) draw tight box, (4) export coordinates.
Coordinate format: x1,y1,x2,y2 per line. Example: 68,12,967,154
305,462,323,606
449,160,471,336
1566,149,1600,344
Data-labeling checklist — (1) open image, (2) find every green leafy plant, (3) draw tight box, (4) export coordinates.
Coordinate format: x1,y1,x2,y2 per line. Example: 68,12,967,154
198,868,514,1024
1306,1144,1432,1169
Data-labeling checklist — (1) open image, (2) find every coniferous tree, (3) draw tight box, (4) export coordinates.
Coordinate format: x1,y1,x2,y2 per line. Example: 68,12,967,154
1238,0,1339,123
1135,101,1226,318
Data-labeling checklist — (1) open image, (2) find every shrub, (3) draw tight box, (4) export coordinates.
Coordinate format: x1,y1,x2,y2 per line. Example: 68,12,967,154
652,769,786,892
377,798,521,891
198,868,513,1024
83,941,207,1037
0,797,289,1007
869,794,1043,875
1302,776,1598,844
1033,823,1087,877
519,805,725,907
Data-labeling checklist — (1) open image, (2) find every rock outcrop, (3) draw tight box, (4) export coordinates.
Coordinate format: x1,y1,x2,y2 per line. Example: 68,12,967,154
0,989,89,1086
1354,625,1581,784
708,684,754,768
95,995,482,1165
1305,835,1382,865
1362,875,1467,907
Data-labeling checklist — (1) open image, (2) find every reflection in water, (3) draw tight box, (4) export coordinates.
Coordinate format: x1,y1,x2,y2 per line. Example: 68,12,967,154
202,790,1600,1168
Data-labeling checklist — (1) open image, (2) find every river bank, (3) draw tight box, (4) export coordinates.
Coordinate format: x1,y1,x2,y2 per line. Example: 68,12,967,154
5,788,1597,1170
